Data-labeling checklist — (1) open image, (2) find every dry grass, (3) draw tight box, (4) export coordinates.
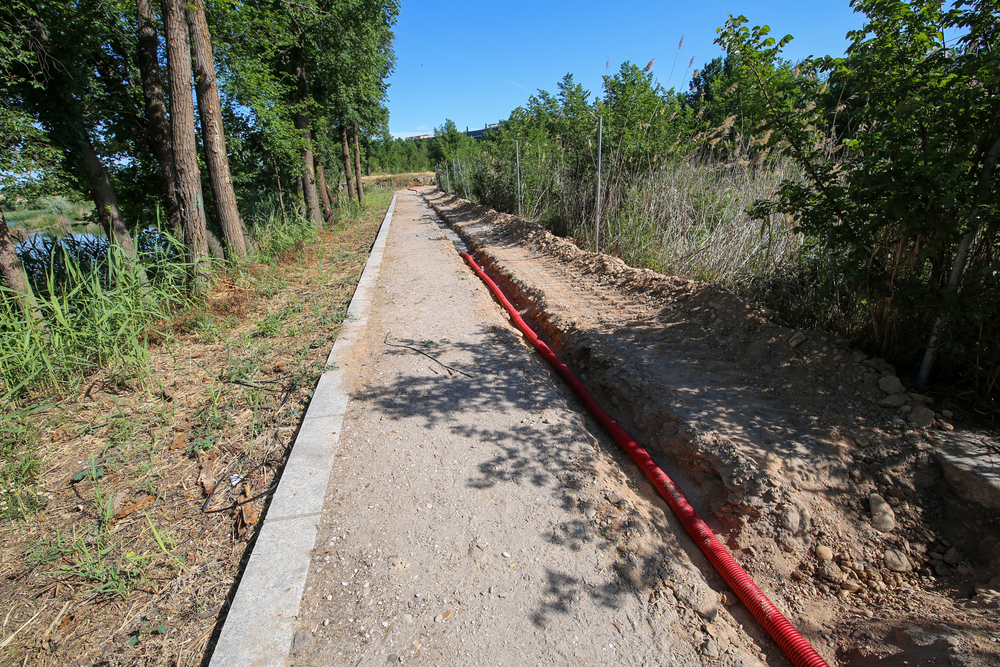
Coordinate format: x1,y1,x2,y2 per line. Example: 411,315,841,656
0,190,393,666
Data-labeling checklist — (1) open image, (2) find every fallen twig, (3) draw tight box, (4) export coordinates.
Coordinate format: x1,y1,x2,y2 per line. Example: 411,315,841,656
383,332,474,378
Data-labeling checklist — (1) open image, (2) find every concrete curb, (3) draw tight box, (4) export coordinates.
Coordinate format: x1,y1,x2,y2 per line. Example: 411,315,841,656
209,194,398,667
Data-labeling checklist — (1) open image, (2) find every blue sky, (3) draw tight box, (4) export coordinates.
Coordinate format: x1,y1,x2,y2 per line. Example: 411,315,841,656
385,0,869,138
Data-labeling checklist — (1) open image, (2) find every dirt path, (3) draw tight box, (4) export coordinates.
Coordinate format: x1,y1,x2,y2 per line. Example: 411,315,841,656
288,191,782,666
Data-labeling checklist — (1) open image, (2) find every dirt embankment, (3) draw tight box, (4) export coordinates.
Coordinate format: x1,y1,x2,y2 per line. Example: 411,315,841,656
424,189,1000,666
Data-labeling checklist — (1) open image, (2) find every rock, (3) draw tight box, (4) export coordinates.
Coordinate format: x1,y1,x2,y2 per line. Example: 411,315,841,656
957,564,972,576
702,638,720,659
788,332,807,348
402,613,413,624
869,494,896,532
387,655,399,664
606,491,623,505
841,579,862,592
698,343,711,351
817,560,847,583
291,631,312,653
760,364,774,375
815,545,834,561
939,422,955,431
908,392,933,404
878,376,904,395
780,505,800,533
910,404,935,428
877,393,908,408
899,405,912,414
943,547,959,565
935,563,950,577
761,307,775,318
884,549,912,572
584,507,597,519
913,472,936,489
942,409,954,419
670,562,719,622
433,614,443,623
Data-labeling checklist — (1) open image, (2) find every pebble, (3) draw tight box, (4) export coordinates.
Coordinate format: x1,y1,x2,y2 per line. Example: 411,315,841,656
884,548,911,572
942,409,954,419
584,507,597,519
943,547,960,565
815,545,834,561
387,655,399,664
869,494,896,532
606,491,623,505
701,638,720,658
910,404,935,428
878,376,904,395
877,393,907,408
817,560,847,583
402,614,413,624
780,506,800,533
788,332,807,348
433,614,443,623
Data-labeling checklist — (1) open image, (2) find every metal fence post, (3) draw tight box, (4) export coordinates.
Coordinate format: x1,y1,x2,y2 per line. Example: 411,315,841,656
515,139,521,218
595,115,603,253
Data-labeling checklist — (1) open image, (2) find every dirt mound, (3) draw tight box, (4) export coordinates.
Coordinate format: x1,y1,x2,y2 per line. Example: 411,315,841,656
425,190,1000,666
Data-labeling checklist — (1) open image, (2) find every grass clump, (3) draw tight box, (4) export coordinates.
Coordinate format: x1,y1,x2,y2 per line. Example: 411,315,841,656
0,236,187,399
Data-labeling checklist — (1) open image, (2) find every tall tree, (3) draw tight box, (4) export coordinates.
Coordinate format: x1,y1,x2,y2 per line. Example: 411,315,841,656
340,124,357,201
186,0,247,256
162,0,209,285
136,0,182,239
352,122,365,206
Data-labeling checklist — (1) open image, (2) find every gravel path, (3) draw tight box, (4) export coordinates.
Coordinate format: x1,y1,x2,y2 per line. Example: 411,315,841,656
288,191,761,666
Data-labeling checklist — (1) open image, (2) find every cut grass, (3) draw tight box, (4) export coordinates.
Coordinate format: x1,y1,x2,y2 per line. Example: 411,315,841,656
0,186,395,666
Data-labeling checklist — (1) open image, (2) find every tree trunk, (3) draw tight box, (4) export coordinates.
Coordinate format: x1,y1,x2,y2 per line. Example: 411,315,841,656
295,110,323,229
316,155,334,224
81,138,144,278
163,0,209,287
136,0,182,240
296,175,305,217
0,210,40,320
340,124,356,201
917,134,1000,385
186,0,246,257
352,122,365,206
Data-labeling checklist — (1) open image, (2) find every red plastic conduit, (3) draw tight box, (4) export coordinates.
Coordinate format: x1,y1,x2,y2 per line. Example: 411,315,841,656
460,251,830,667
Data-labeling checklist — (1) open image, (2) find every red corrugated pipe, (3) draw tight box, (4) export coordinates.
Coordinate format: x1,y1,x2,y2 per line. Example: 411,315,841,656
460,251,830,667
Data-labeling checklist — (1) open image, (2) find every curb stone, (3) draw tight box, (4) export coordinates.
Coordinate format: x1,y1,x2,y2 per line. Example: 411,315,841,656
208,194,398,667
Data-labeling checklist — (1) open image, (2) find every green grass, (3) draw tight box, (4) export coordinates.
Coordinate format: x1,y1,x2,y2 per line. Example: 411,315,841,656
0,238,187,400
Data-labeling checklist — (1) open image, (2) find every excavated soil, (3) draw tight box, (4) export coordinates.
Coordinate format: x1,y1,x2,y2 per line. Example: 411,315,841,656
420,188,1000,666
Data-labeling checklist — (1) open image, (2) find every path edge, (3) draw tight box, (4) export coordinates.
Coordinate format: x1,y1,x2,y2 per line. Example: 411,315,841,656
208,193,398,667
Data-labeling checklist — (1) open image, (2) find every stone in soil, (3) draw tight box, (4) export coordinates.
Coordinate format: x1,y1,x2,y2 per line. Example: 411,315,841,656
869,493,896,532
884,548,912,572
878,375,904,395
877,393,908,408
815,545,834,561
909,404,935,427
788,332,807,348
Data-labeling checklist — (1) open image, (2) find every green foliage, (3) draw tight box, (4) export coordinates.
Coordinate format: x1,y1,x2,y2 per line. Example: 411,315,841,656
0,234,188,399
722,1,1000,395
